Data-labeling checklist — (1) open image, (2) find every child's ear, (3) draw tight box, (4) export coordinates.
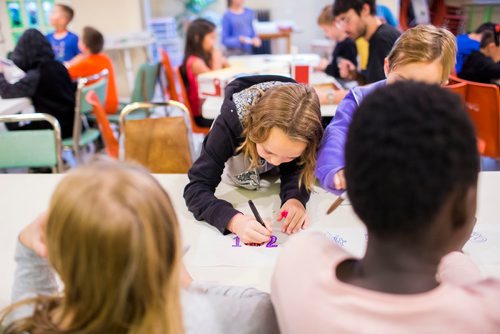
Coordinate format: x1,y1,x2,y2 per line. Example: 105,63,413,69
451,185,477,229
383,58,390,78
361,3,370,17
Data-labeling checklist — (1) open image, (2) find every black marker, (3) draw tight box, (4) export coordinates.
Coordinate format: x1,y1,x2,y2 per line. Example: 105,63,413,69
248,200,266,227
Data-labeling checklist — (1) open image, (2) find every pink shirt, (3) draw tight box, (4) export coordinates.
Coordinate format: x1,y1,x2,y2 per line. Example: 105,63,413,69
186,55,201,118
271,232,500,334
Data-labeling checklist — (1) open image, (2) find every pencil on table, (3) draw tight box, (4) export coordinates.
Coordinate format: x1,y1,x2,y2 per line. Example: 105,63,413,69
326,195,345,215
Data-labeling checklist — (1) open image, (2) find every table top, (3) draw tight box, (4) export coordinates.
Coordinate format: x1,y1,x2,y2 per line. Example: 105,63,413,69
201,96,337,120
0,97,32,116
199,54,340,120
1,172,499,308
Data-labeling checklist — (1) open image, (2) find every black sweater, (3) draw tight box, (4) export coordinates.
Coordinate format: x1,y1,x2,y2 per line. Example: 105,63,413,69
325,38,358,78
459,51,500,85
0,29,75,138
183,75,311,233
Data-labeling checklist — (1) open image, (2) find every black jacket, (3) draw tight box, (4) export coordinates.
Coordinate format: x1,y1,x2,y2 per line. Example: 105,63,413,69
459,51,500,85
0,29,75,138
183,75,311,233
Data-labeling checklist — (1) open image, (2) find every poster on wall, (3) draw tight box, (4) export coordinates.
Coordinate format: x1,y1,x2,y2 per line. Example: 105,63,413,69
42,0,54,26
7,1,24,29
25,0,40,27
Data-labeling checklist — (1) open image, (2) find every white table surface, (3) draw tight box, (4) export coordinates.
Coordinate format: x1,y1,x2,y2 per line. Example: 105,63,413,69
0,97,32,116
1,173,499,308
202,96,337,120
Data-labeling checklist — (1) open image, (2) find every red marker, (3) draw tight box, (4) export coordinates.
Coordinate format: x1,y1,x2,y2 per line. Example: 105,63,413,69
280,211,288,220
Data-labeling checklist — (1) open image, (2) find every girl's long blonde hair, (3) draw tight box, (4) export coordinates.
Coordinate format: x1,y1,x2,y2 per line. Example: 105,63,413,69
239,83,323,191
1,161,184,334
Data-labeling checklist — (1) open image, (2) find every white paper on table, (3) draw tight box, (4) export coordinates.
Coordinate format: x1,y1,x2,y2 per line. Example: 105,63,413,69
0,58,25,84
191,223,368,268
463,224,500,265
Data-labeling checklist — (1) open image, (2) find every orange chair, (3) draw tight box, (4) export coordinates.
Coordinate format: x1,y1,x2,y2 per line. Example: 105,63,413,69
160,49,180,101
446,81,467,101
160,48,210,135
86,90,119,159
464,81,500,158
175,66,210,135
451,75,500,158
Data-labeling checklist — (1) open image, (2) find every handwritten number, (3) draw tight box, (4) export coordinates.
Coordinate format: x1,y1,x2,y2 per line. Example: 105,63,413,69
266,235,278,248
232,236,242,247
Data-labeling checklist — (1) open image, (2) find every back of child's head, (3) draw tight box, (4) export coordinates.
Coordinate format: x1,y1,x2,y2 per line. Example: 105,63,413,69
240,83,323,191
55,3,74,23
4,160,184,333
333,0,376,16
345,81,479,241
12,29,54,71
82,26,104,54
480,26,500,48
475,22,496,34
386,25,456,84
183,18,216,65
317,5,334,25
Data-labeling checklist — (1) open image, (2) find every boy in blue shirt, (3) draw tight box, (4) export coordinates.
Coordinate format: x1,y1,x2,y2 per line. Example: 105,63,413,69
455,22,495,74
46,4,79,62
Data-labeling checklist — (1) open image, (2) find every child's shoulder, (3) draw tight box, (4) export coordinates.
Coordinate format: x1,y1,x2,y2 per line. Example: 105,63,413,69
279,232,351,269
66,31,79,39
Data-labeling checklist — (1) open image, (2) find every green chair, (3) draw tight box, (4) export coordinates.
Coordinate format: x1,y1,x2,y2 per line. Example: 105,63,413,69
87,62,161,125
62,69,108,161
0,113,63,172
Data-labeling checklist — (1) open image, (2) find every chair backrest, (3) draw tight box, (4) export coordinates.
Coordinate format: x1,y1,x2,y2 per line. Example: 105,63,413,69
0,113,63,172
446,81,467,101
131,62,160,103
85,90,119,159
119,101,192,173
78,69,109,115
175,66,210,135
70,69,109,153
160,49,180,101
465,81,500,158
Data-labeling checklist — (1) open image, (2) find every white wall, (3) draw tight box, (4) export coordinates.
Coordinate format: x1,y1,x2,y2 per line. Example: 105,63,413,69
149,0,400,53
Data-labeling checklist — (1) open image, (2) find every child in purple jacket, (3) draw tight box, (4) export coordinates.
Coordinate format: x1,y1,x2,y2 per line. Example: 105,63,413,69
315,25,457,193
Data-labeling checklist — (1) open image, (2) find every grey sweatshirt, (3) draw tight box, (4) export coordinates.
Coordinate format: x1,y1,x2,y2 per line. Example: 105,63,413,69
8,241,280,334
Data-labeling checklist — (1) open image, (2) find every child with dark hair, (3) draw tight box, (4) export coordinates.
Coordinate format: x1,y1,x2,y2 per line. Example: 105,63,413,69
180,18,228,128
0,29,75,138
316,5,358,79
221,0,261,55
455,22,496,74
333,0,400,84
46,4,79,62
459,25,500,85
272,81,500,333
66,26,118,114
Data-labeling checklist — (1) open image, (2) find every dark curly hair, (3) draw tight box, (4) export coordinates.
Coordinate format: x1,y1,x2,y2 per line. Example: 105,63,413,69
345,81,479,240
333,0,376,16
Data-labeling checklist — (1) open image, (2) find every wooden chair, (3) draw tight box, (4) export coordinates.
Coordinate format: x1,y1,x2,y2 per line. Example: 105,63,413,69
119,101,193,173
